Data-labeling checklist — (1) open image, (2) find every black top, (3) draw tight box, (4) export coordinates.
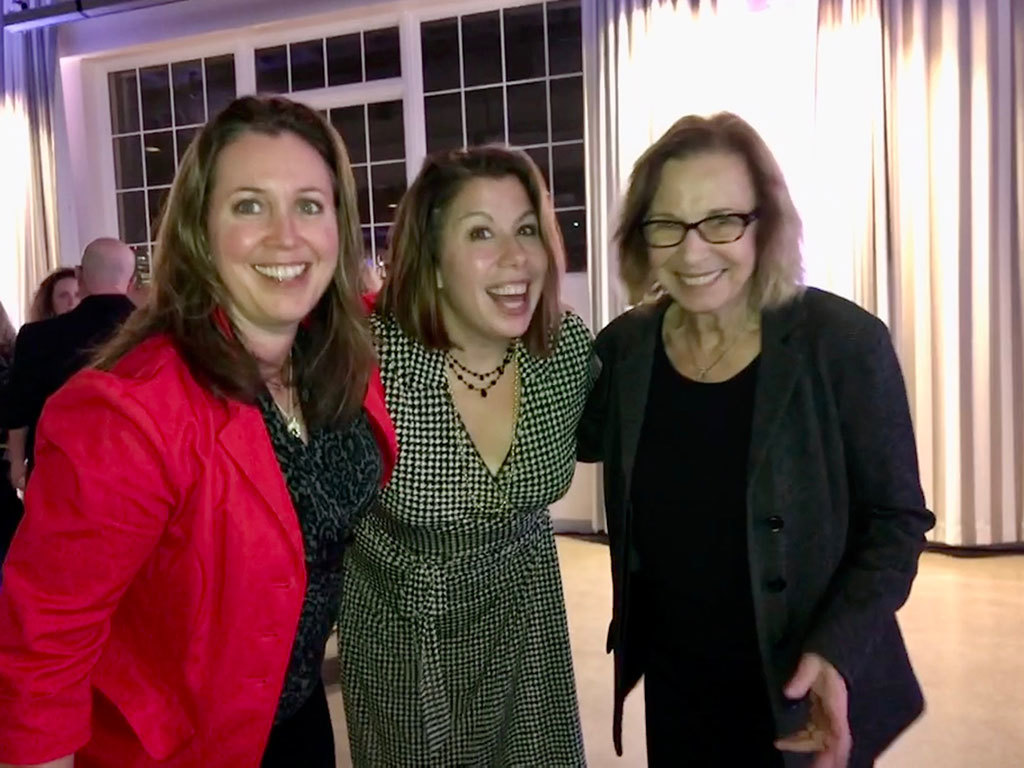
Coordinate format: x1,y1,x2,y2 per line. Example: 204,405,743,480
631,334,776,748
259,399,382,722
2,294,136,467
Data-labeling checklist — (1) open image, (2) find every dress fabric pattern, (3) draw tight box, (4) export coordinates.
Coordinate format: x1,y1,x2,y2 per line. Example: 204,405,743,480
339,311,593,767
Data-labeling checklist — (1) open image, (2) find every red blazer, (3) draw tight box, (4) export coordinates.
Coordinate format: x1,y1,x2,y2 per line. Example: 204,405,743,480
0,335,396,767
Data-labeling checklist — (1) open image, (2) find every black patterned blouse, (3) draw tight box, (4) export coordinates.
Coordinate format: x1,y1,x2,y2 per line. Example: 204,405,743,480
258,396,382,722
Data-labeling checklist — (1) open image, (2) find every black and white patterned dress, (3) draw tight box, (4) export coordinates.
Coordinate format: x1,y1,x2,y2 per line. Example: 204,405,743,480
338,311,593,767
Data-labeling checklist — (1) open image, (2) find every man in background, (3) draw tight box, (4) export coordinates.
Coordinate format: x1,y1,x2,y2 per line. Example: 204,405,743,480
4,238,137,492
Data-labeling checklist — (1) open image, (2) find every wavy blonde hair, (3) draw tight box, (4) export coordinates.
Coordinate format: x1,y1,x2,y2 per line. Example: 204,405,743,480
616,112,804,309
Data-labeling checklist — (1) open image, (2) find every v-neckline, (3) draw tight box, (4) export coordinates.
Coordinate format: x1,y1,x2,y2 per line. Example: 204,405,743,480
446,357,523,480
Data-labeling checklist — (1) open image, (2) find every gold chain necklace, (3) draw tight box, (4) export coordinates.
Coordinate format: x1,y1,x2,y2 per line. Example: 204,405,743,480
686,331,746,381
271,354,303,440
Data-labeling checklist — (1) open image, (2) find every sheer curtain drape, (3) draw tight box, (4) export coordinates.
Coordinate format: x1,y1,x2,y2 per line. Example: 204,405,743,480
1,25,62,326
880,0,1024,545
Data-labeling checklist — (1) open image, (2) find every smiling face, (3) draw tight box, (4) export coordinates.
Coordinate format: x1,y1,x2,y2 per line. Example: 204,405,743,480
436,175,549,350
647,151,759,318
207,130,339,348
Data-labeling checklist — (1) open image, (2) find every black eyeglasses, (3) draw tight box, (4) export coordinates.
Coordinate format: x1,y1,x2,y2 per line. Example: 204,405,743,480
641,211,759,247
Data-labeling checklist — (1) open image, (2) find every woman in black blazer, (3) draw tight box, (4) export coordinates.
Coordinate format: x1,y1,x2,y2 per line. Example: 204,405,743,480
578,112,935,767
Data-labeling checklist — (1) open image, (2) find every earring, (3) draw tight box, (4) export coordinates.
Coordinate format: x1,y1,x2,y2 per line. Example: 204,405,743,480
436,271,444,290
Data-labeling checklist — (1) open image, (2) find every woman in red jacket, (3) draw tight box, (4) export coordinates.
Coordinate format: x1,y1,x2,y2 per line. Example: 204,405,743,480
0,96,396,768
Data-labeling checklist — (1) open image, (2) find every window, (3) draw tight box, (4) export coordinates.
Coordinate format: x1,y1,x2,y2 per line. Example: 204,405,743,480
254,26,401,94
420,1,586,271
108,54,236,278
328,100,408,267
255,27,407,266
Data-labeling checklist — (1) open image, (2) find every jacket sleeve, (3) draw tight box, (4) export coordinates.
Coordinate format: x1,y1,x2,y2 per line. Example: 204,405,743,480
0,370,177,765
2,325,38,429
576,326,612,463
802,315,935,685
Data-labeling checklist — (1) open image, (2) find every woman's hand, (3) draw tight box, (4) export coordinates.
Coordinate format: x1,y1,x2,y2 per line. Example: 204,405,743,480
775,652,852,767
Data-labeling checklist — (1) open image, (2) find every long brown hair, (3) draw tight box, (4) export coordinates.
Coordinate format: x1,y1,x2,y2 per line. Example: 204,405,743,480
378,145,565,358
616,112,804,308
28,268,77,323
96,95,373,428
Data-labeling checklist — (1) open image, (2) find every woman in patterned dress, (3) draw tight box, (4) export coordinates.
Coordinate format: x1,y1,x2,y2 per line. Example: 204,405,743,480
339,146,592,766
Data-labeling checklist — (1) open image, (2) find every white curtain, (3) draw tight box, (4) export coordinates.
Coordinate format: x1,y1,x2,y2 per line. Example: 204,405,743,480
0,24,62,327
881,0,1024,546
811,0,890,321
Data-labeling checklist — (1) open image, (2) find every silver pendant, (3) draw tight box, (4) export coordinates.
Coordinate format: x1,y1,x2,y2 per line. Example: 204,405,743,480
286,417,303,439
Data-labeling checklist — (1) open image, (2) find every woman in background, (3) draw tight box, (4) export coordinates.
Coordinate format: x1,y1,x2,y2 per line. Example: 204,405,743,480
340,146,592,766
27,268,79,323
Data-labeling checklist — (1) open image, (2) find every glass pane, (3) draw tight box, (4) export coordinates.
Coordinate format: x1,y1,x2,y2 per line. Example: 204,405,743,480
171,59,205,126
367,100,405,163
132,244,151,279
548,0,583,75
139,65,172,130
330,105,366,164
205,55,236,119
425,92,463,154
556,209,587,272
360,226,374,259
353,165,370,224
176,127,198,165
503,4,546,81
113,135,144,190
364,27,401,81
370,162,406,224
148,186,171,236
327,33,362,86
549,76,583,142
374,225,390,261
108,70,139,134
255,46,289,94
290,39,325,92
525,146,550,189
464,87,504,146
461,11,502,87
551,142,585,208
507,81,548,147
117,190,148,245
420,18,460,93
143,130,176,187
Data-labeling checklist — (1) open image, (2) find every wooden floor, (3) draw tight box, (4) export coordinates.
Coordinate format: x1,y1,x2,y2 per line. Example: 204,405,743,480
327,540,1024,767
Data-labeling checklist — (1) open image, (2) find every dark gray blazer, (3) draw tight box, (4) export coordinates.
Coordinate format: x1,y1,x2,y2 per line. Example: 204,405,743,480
577,288,935,765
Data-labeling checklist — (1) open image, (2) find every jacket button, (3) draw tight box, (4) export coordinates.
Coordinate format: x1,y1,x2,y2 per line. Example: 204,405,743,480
767,516,785,532
765,577,787,593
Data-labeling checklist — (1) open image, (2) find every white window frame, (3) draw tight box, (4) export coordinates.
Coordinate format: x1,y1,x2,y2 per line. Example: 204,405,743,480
68,0,587,271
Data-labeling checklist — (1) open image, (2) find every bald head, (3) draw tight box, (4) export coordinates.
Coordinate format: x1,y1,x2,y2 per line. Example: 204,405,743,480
79,238,136,296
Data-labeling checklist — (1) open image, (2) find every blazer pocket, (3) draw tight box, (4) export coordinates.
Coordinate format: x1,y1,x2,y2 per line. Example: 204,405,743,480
92,655,195,760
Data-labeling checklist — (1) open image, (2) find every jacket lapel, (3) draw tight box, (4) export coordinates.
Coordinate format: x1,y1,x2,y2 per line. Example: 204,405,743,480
748,296,805,484
617,300,668,501
218,401,305,561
